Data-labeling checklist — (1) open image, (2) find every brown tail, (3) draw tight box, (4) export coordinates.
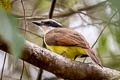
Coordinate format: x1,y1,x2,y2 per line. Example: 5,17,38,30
84,48,102,67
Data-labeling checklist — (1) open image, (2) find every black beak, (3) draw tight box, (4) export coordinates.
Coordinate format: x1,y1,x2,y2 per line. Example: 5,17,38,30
32,21,43,26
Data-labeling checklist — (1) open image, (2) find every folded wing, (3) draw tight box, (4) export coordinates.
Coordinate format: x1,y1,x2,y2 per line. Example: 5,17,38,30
45,28,102,67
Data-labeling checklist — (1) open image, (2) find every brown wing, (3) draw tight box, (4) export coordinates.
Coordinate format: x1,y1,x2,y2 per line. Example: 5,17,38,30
45,28,89,48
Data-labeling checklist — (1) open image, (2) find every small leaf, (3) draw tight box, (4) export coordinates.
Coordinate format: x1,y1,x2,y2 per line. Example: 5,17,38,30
0,0,11,12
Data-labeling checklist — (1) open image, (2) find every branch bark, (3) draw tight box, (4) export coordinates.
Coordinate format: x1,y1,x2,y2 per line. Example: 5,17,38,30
0,39,120,80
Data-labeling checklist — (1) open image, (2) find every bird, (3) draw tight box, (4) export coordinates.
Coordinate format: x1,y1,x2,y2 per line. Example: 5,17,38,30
32,19,102,67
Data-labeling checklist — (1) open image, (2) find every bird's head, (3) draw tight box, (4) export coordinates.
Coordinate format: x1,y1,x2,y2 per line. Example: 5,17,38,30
32,19,62,33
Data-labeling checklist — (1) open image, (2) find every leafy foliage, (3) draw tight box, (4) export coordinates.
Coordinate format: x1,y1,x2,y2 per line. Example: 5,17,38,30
0,8,24,62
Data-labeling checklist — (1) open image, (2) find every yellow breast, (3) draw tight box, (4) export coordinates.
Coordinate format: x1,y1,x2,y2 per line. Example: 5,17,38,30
46,45,86,60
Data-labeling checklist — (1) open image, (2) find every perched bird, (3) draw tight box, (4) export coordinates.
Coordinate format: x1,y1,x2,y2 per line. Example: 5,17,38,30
32,19,102,67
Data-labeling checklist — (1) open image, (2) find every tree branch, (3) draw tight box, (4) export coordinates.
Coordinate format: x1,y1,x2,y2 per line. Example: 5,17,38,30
0,39,120,80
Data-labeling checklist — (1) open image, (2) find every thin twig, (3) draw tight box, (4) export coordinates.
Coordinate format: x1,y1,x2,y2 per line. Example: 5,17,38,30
91,25,106,48
78,13,89,24
49,0,56,19
37,69,43,80
91,10,118,48
20,0,27,79
0,52,7,80
20,61,25,80
21,0,27,35
24,64,30,78
19,28,43,38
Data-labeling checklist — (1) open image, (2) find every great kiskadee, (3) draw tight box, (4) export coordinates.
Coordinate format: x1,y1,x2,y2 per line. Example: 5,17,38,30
32,19,102,67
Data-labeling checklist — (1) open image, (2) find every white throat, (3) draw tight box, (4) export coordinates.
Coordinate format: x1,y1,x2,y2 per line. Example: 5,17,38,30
40,26,55,34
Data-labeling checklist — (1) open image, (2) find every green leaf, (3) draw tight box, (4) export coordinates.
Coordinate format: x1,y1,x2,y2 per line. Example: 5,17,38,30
0,8,24,62
0,0,11,12
109,0,120,13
